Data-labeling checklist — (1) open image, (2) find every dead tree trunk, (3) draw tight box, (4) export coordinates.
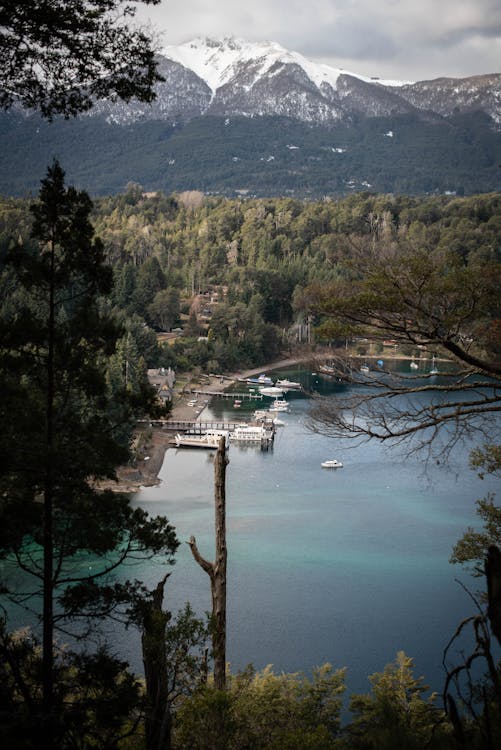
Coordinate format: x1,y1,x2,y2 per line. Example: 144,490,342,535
188,436,228,690
142,573,172,750
486,544,501,645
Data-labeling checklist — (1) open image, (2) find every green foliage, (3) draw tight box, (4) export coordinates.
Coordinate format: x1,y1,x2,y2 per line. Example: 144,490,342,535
0,163,179,746
0,624,142,750
470,444,501,479
174,663,345,750
0,1,162,119
1,111,501,196
343,652,450,749
450,495,501,576
2,186,501,374
148,287,180,331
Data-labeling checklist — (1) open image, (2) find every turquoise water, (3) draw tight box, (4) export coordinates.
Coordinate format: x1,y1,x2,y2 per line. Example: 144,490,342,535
127,364,500,697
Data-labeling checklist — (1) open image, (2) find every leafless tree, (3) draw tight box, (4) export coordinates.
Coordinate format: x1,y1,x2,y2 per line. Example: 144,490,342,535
307,232,501,461
188,437,228,690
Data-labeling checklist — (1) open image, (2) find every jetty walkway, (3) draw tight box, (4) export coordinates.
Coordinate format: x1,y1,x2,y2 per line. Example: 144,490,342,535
147,419,248,433
191,389,263,400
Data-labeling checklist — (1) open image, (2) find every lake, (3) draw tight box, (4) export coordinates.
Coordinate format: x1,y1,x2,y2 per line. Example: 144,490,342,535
124,362,499,698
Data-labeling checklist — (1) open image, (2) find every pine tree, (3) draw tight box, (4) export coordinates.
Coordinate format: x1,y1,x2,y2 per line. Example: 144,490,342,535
0,162,179,747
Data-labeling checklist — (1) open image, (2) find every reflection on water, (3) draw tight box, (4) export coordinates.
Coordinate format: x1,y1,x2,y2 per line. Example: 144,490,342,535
3,362,497,697
127,363,499,695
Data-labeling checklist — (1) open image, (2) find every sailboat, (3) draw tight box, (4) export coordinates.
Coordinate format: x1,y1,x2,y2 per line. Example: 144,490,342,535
430,355,439,375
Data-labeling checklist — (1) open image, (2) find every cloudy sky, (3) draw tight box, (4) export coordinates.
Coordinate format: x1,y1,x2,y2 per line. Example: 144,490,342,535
135,0,501,82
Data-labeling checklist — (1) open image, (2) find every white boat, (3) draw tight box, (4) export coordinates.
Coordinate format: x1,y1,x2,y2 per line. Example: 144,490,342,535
269,399,290,412
175,430,229,449
430,355,439,375
233,399,242,408
410,361,419,370
246,374,273,385
253,409,270,420
253,410,284,426
230,425,273,444
275,378,301,391
258,386,284,397
321,459,343,469
360,364,370,374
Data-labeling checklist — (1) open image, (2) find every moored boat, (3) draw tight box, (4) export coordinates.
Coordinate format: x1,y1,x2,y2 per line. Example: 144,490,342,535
246,374,274,385
259,386,284,397
321,459,343,469
175,430,229,449
269,399,289,412
230,424,273,444
275,378,301,390
253,409,270,420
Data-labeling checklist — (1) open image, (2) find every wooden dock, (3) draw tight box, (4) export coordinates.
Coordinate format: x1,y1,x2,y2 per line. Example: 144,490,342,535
143,418,276,449
151,419,249,432
192,390,263,401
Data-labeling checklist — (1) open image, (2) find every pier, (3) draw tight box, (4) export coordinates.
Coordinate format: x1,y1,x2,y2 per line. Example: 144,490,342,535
191,390,263,400
148,419,275,449
151,419,249,432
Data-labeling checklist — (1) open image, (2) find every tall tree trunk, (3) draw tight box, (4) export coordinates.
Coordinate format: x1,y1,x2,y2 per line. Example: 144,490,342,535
486,544,501,646
42,236,56,745
142,574,171,750
188,437,228,690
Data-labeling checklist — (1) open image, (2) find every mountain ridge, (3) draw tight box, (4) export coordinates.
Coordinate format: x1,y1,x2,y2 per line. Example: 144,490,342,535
87,36,501,126
1,37,500,199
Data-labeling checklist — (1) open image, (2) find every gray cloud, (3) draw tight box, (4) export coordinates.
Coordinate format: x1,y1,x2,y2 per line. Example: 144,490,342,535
135,0,501,80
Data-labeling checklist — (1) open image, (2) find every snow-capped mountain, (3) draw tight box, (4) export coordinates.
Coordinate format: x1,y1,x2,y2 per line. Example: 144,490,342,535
91,37,501,126
3,36,500,199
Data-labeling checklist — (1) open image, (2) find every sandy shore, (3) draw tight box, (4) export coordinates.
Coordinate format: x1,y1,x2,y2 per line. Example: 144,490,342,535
110,355,314,492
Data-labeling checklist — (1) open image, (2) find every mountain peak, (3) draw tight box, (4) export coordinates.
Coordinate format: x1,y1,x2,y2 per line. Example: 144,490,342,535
161,36,412,95
162,36,294,93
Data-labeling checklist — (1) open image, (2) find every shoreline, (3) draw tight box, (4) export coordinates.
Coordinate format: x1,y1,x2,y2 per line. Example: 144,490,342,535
110,349,444,492
110,352,320,493
110,354,316,492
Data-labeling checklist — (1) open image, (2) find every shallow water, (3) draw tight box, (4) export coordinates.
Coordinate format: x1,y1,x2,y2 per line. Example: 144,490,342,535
125,364,499,696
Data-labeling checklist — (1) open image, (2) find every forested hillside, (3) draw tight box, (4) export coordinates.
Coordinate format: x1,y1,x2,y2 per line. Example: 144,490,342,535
1,109,500,198
1,175,501,748
1,186,500,376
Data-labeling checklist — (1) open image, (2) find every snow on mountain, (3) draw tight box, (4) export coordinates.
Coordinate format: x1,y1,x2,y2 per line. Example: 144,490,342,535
161,37,410,98
89,36,500,127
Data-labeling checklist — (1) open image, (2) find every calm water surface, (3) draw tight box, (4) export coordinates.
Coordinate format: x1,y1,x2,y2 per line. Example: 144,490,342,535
125,363,499,697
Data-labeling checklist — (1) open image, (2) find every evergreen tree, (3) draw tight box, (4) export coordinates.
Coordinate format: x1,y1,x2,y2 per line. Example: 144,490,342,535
0,163,178,747
0,0,162,119
344,652,449,750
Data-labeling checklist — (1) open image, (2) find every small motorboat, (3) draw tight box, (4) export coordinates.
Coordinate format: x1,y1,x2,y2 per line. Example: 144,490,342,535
259,386,284,397
269,399,289,412
275,378,302,391
321,459,343,469
410,360,418,370
246,374,273,386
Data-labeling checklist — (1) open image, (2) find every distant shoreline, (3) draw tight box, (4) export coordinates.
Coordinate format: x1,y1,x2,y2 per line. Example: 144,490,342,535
110,349,447,492
109,353,317,491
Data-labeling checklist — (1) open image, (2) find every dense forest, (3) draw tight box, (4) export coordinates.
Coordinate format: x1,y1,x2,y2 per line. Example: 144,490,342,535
1,4,500,746
3,185,500,376
1,176,501,749
1,109,501,198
